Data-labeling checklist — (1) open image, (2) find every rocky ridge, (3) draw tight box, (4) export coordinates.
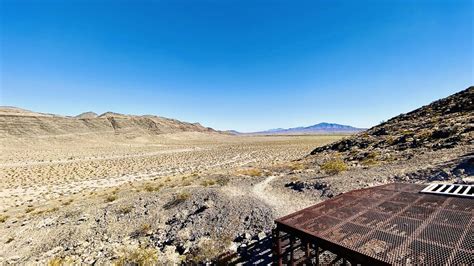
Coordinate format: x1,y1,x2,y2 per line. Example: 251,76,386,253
294,87,474,197
311,87,473,156
0,107,217,138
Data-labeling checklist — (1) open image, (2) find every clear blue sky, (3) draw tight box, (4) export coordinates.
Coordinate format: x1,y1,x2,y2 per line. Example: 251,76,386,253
1,0,472,132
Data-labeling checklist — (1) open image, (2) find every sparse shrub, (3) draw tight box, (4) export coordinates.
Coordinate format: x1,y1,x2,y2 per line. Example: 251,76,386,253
417,130,432,140
118,205,133,214
215,177,230,186
135,223,152,236
114,247,159,266
290,176,299,182
105,194,118,203
47,256,74,266
176,192,190,201
180,180,192,186
365,151,379,160
163,192,190,210
237,168,262,177
47,207,60,213
200,179,216,187
25,207,35,213
188,234,233,263
32,210,45,216
360,151,379,166
289,162,305,171
361,158,378,166
5,237,14,244
385,136,396,145
320,158,348,175
62,199,74,206
0,214,9,223
144,183,161,192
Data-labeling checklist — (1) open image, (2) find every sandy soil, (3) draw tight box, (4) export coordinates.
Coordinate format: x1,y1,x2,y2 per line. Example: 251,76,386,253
0,133,342,212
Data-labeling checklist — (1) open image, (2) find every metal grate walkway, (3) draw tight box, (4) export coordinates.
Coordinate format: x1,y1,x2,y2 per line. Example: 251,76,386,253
273,183,473,265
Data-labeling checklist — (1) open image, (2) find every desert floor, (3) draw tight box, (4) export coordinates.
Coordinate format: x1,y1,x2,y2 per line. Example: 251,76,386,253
1,131,471,264
0,133,342,215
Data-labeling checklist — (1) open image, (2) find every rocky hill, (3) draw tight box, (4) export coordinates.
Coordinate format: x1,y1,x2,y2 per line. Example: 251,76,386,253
306,86,473,183
0,107,217,138
311,87,473,155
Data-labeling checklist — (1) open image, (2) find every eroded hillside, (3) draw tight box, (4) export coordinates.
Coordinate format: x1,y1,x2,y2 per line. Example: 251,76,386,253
0,107,216,139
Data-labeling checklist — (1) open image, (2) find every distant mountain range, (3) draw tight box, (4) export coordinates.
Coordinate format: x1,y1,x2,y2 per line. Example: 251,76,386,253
236,123,365,135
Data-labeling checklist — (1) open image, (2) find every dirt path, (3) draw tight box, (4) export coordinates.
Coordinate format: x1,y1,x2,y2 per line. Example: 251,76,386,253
251,175,314,217
252,176,278,206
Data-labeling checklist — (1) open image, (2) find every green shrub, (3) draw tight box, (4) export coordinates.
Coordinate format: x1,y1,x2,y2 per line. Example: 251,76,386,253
320,158,348,175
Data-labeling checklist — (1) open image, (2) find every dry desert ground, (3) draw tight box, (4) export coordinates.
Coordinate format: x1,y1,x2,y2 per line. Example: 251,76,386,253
0,133,343,212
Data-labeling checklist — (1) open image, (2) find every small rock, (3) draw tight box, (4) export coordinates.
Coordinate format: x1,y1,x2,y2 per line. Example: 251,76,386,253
229,242,239,252
463,176,474,185
244,233,252,240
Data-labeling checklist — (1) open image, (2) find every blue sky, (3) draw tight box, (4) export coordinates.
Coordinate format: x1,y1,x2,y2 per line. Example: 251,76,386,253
1,0,472,132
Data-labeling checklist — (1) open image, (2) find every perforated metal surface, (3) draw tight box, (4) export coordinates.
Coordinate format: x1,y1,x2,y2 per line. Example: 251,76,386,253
275,183,474,265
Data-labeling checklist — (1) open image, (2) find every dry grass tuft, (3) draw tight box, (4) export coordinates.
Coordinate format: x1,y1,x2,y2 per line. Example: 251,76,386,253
137,223,152,236
188,233,234,263
163,192,191,210
47,256,74,266
237,168,263,177
144,183,162,192
105,194,118,203
289,162,305,171
0,214,9,223
114,247,159,266
176,192,190,201
62,199,74,206
118,205,133,214
361,151,379,166
200,179,216,187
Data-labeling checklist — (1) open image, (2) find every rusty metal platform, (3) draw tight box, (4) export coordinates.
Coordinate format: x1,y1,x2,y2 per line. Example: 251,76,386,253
273,183,473,265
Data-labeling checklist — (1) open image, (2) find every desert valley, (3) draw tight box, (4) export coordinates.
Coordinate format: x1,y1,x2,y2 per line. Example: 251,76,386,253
0,87,472,264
